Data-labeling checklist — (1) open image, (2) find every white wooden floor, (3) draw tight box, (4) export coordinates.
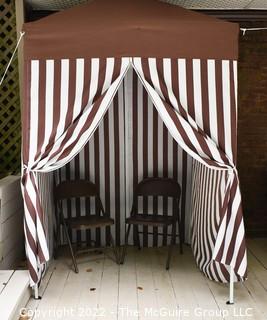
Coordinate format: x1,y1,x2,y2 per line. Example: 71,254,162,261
25,238,267,320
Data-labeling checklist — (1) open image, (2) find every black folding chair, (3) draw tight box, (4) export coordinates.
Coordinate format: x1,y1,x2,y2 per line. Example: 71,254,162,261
54,180,119,272
121,177,183,269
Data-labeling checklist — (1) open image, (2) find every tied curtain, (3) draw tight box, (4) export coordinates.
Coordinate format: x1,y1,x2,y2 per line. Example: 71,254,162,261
22,58,130,285
132,58,246,282
22,57,246,286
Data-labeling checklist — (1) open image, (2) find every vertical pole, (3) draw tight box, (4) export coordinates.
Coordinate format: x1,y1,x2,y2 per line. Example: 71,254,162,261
227,266,234,304
33,285,39,300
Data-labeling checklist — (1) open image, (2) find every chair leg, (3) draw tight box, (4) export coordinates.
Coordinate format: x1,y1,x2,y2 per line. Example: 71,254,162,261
120,224,131,264
53,224,59,260
62,217,79,273
109,231,119,264
166,223,176,270
136,225,141,250
177,212,183,254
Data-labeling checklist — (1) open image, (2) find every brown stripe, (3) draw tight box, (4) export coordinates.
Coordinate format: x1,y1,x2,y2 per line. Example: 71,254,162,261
84,142,91,245
175,59,190,120
215,60,226,155
65,161,72,242
142,82,148,247
82,59,91,111
93,58,106,103
75,154,81,245
153,107,158,247
162,122,168,246
113,92,121,245
24,222,38,283
65,59,76,130
47,60,61,158
200,60,211,136
185,59,195,119
234,237,247,279
181,151,187,243
94,128,101,246
35,60,46,161
104,104,111,245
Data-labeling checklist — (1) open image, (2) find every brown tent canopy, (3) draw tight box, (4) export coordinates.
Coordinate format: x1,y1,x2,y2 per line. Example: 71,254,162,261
23,0,239,60
21,0,245,305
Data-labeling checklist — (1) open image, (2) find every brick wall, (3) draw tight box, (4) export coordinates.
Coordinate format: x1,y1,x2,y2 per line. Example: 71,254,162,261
238,22,267,236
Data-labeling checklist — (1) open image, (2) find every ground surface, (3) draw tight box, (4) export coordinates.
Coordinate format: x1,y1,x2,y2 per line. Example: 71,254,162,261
25,238,267,319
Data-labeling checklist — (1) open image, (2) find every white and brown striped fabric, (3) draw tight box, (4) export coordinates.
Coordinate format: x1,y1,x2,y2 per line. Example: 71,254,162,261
22,57,246,286
57,68,192,248
132,57,246,282
21,58,130,285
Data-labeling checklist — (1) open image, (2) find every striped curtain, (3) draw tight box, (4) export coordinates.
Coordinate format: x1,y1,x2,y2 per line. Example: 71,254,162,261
132,57,246,282
22,58,130,285
22,57,246,286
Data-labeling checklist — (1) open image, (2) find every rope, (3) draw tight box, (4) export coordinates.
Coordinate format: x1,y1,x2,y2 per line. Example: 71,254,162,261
0,31,25,87
240,27,267,36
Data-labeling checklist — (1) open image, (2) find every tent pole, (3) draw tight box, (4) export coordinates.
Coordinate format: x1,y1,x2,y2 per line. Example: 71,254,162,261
33,285,40,300
227,266,234,304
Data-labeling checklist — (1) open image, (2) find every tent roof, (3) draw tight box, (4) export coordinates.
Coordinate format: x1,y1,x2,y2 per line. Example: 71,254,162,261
23,0,239,60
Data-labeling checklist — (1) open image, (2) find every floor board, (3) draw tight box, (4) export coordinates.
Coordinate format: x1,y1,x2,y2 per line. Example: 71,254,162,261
25,238,267,319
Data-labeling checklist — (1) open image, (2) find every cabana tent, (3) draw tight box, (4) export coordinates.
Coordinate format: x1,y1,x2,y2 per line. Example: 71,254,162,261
21,0,246,295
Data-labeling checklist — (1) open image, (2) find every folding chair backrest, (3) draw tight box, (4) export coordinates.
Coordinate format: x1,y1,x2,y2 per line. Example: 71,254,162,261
54,180,104,214
133,178,181,217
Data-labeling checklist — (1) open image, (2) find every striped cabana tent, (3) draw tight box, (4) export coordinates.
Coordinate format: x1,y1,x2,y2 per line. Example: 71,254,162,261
21,0,246,290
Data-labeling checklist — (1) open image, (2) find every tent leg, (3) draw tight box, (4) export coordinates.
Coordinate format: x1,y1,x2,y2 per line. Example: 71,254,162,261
33,285,41,300
226,266,234,305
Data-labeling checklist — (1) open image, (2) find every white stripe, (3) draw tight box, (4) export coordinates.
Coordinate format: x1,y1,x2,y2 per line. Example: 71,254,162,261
168,128,173,177
222,60,233,161
72,58,85,120
185,155,192,243
230,219,244,268
163,58,179,111
237,248,247,277
88,58,99,105
29,60,39,168
137,77,144,179
233,60,238,114
102,58,115,93
207,60,218,145
193,59,204,130
202,167,211,274
178,59,188,113
148,58,164,100
59,59,69,136
221,184,241,263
